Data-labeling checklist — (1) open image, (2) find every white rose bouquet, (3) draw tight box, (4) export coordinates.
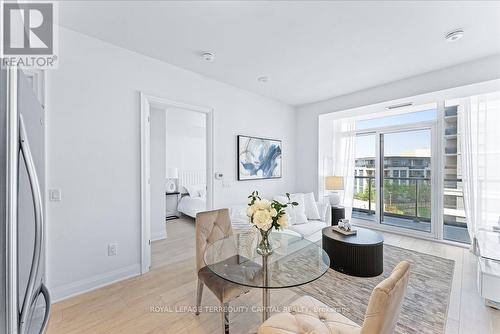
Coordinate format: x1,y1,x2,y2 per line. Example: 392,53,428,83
246,191,298,255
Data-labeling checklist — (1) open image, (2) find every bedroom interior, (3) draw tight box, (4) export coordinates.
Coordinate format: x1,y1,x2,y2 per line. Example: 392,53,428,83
1,1,499,334
149,103,208,260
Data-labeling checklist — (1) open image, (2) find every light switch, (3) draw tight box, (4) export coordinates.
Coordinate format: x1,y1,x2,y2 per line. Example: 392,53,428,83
108,243,118,256
49,189,61,201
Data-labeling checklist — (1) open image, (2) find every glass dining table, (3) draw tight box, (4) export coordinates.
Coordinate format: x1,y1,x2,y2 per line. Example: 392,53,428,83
203,231,330,321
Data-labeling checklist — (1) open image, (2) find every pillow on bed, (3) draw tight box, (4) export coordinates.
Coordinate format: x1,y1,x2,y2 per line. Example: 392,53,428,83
185,184,201,197
185,184,206,198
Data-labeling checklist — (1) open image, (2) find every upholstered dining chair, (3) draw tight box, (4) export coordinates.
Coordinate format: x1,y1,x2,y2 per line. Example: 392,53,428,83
195,208,250,334
258,261,411,334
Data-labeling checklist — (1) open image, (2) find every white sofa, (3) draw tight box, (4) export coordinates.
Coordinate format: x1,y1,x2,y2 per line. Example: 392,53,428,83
286,201,329,242
229,195,330,243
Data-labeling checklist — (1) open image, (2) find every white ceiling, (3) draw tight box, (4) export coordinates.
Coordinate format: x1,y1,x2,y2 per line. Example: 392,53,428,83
58,1,500,105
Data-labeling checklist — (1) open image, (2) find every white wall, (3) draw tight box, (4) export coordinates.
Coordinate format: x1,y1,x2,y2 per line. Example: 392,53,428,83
46,28,296,301
166,107,206,173
150,108,167,241
295,55,500,195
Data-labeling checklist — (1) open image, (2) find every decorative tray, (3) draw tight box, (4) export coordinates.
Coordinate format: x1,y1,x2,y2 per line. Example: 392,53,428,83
332,226,357,236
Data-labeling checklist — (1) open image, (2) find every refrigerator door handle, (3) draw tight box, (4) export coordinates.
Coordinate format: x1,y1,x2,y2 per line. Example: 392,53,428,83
25,283,51,334
37,283,51,334
18,114,44,334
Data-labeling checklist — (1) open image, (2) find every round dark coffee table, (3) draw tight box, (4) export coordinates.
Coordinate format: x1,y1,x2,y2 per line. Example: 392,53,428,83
322,226,384,277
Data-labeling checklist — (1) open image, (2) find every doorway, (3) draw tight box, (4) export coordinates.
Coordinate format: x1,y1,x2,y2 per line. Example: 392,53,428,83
140,93,214,273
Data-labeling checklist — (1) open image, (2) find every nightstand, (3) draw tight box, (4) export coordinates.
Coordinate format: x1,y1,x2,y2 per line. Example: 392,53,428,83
165,192,180,220
331,206,345,226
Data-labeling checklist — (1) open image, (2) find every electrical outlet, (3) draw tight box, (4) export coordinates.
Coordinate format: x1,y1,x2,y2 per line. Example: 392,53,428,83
108,243,117,256
49,189,61,201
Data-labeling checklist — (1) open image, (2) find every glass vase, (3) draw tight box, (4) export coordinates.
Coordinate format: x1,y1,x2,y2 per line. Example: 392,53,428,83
256,228,273,256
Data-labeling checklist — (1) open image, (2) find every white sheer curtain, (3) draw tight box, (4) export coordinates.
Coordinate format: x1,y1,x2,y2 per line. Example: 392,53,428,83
331,118,356,219
458,91,500,254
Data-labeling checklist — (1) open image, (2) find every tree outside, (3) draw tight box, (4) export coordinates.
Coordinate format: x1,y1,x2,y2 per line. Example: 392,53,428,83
354,178,431,220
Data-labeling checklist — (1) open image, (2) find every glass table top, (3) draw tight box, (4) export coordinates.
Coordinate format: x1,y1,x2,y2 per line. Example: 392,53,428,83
203,231,330,289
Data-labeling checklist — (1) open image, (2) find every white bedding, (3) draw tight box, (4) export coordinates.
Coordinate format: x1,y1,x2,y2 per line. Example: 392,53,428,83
178,195,206,218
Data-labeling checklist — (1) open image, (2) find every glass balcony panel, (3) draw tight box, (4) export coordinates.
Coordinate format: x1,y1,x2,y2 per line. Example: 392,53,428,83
353,176,376,221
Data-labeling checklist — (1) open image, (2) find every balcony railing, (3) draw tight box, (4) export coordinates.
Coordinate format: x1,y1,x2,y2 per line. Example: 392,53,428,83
353,175,431,222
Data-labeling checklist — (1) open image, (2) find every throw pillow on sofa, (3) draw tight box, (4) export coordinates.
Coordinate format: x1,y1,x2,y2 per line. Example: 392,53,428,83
274,193,308,225
303,192,321,220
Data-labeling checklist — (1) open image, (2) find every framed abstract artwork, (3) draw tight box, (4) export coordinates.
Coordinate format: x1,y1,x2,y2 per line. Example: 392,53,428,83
237,135,282,180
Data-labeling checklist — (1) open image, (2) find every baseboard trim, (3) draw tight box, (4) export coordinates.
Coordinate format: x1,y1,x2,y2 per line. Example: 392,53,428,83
50,263,141,303
151,230,167,241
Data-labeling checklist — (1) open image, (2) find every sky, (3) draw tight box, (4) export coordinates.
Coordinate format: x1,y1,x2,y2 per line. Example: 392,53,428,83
355,110,435,158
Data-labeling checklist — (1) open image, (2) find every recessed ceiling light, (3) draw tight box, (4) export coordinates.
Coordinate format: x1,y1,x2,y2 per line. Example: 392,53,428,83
257,76,269,83
445,29,464,42
201,51,215,62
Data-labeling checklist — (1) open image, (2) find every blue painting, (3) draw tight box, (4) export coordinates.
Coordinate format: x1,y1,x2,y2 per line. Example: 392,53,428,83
238,135,282,180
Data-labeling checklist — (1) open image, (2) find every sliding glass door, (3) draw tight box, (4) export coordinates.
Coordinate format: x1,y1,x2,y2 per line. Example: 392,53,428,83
380,128,432,233
352,109,437,237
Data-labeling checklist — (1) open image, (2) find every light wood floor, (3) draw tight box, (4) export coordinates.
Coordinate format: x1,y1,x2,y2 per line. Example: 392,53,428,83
47,217,500,334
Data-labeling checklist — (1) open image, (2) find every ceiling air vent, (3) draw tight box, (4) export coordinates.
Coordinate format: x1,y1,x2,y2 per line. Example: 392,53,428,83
385,102,413,110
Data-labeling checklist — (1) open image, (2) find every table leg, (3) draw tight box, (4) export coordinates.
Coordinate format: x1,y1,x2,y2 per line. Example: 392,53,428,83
221,301,229,334
262,255,270,322
262,287,270,322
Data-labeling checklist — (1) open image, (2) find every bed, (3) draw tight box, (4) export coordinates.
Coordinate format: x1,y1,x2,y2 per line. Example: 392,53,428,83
176,170,206,218
178,195,206,218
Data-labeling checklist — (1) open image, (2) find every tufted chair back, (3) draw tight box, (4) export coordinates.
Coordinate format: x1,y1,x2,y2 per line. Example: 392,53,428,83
195,209,234,272
361,260,411,334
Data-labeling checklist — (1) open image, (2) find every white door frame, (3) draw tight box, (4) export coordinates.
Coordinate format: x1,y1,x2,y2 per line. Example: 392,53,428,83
140,92,214,274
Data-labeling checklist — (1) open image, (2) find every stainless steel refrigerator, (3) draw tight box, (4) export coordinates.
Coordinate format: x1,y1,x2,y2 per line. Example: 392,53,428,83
1,68,51,334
